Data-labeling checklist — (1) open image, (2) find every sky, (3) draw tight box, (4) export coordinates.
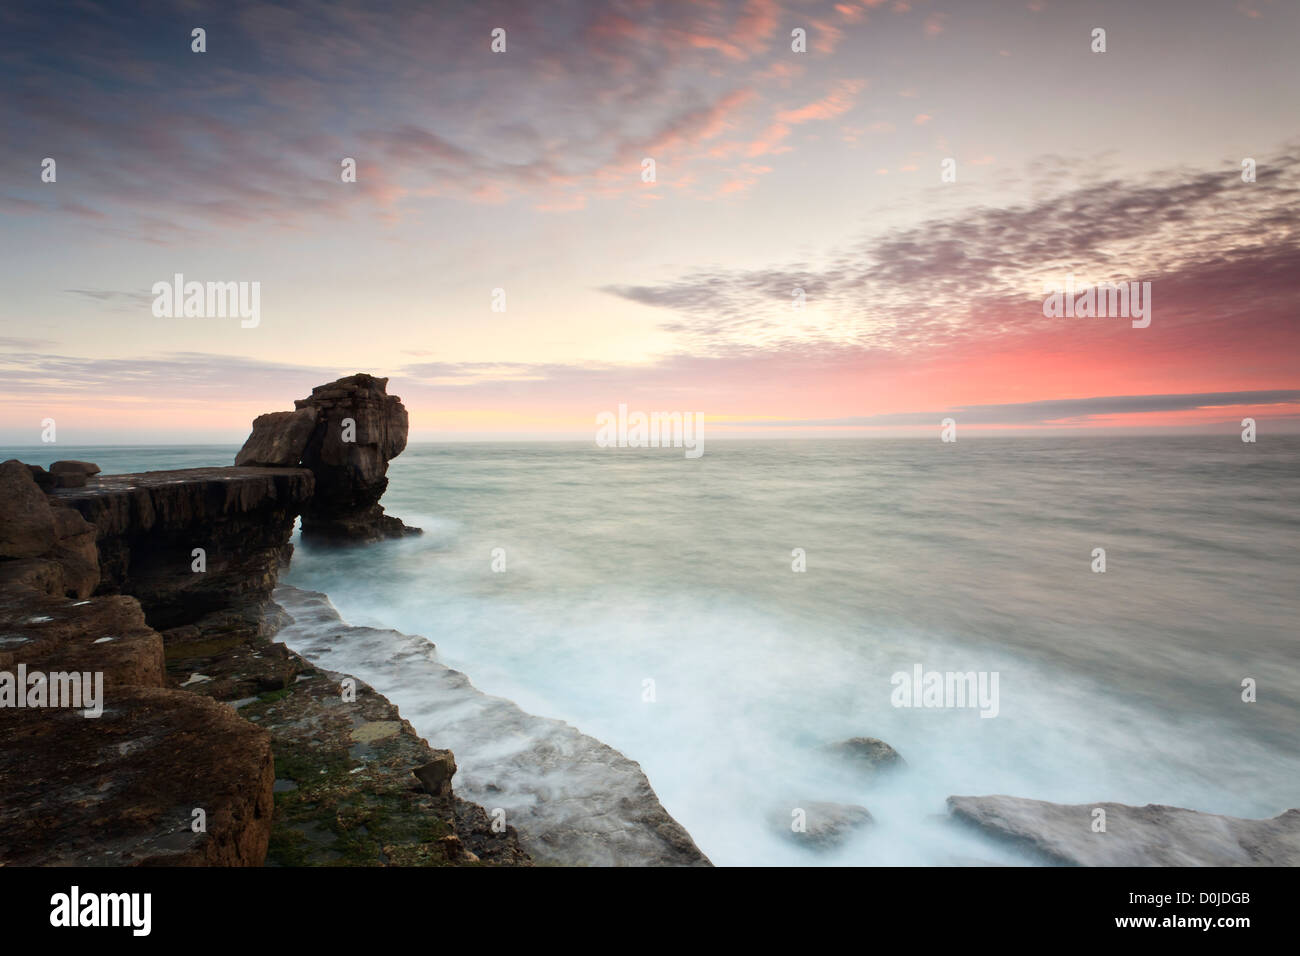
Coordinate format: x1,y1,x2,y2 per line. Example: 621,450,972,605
1,0,1297,443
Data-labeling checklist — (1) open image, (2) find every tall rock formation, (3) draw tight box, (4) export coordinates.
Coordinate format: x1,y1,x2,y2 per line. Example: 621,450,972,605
236,374,420,544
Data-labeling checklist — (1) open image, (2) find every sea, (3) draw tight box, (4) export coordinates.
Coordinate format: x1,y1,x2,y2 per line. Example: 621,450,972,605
7,436,1298,865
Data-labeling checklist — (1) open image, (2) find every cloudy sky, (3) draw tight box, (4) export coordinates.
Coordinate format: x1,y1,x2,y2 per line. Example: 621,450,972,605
1,0,1297,442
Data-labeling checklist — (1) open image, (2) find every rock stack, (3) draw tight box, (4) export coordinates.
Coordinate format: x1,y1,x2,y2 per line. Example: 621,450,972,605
236,373,420,544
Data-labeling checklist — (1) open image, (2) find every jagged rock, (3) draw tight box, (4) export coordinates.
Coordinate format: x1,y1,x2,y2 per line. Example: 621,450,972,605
235,373,419,543
827,736,906,772
413,751,457,797
52,466,313,629
235,408,318,467
947,795,1300,866
768,800,873,850
0,686,274,866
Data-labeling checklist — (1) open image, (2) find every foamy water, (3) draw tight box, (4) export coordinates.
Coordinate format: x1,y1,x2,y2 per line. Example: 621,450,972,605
14,438,1298,865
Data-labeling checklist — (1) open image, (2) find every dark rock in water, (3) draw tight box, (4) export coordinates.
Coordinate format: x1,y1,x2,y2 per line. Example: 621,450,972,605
51,466,313,629
827,736,906,772
235,407,318,467
234,373,420,543
413,751,458,797
768,800,873,850
947,795,1300,866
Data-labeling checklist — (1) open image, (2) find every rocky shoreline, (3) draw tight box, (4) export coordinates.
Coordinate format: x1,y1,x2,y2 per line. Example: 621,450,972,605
2,372,1294,866
0,373,709,867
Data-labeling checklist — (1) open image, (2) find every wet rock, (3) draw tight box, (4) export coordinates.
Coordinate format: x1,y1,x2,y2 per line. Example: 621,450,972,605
947,795,1300,866
232,647,529,867
768,800,873,850
274,585,710,866
827,736,906,773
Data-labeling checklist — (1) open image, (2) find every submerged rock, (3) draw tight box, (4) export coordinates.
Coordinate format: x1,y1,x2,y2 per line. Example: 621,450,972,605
947,794,1300,866
827,736,906,773
768,800,873,850
234,373,420,544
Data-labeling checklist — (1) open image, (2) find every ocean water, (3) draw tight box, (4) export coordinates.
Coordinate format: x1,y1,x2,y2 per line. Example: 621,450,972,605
9,438,1299,865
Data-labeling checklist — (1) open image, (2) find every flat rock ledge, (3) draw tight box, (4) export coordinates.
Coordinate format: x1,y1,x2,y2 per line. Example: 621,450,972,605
0,686,274,866
947,795,1300,866
274,585,712,867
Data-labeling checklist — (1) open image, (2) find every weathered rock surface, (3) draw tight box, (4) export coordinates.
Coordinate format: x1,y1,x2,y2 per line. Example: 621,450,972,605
51,466,313,628
273,585,711,866
0,686,274,866
947,795,1300,866
827,736,906,773
0,459,101,598
234,373,419,543
49,460,102,489
2,446,522,868
156,598,528,865
0,590,163,687
235,408,319,467
767,800,874,851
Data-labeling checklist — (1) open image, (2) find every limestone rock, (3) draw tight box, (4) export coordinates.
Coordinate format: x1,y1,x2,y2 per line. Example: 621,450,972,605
235,374,419,544
0,686,274,866
234,407,318,467
48,460,101,490
413,751,457,797
0,459,57,559
52,466,313,628
947,794,1300,866
0,590,164,687
0,461,100,597
274,585,710,866
49,460,101,476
